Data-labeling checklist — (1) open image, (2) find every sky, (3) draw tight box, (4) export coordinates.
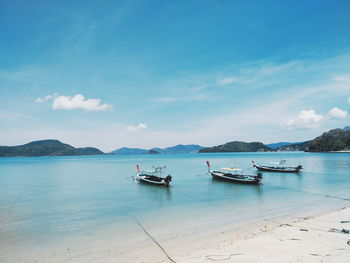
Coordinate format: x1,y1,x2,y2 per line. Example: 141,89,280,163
1,0,350,152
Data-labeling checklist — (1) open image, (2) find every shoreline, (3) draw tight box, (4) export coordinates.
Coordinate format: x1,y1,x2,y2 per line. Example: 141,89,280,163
2,150,350,158
176,206,350,262
2,204,349,262
122,205,350,263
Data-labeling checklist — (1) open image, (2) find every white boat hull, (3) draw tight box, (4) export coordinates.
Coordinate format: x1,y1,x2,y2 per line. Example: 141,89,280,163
254,164,301,173
137,174,169,186
210,171,262,185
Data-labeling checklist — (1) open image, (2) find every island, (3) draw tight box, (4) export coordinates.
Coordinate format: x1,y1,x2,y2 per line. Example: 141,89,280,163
276,140,311,151
0,139,104,157
111,144,204,154
199,126,350,153
307,126,350,152
148,149,159,154
199,141,272,153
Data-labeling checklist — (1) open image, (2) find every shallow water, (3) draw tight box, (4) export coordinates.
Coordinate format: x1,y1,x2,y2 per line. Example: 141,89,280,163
0,152,349,259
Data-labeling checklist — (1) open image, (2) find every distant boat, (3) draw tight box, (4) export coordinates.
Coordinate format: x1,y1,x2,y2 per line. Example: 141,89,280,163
252,160,302,173
206,161,262,185
136,165,172,187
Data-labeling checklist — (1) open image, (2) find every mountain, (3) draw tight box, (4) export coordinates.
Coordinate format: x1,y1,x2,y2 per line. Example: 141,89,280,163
111,147,148,154
266,142,299,149
111,144,204,154
0,140,103,157
77,147,104,155
199,141,273,153
277,141,311,151
307,127,350,152
152,144,204,154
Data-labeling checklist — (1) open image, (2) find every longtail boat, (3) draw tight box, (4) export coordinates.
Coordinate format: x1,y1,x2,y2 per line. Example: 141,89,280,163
252,160,302,173
136,165,172,187
206,161,262,185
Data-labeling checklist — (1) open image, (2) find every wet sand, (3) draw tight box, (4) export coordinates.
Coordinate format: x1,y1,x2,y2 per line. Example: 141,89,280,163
2,206,349,262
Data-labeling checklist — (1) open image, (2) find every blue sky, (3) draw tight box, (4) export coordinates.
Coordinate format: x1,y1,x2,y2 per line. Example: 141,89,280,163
1,0,350,151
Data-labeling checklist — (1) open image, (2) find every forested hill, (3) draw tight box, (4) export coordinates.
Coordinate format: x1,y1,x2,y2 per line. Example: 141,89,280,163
277,141,311,151
112,144,203,154
199,141,272,153
307,127,350,152
0,140,104,157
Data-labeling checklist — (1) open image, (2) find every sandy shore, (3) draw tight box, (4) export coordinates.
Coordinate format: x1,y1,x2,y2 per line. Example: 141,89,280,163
175,207,350,263
118,207,350,263
2,206,350,262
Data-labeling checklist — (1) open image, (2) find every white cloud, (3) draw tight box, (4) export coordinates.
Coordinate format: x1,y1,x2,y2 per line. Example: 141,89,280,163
328,107,348,119
35,93,113,111
35,93,112,111
52,94,112,111
137,123,147,129
285,109,324,129
35,94,56,103
126,123,148,132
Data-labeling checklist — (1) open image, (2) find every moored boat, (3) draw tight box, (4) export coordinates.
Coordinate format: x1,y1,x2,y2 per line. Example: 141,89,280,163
136,165,172,187
206,161,262,185
252,160,302,173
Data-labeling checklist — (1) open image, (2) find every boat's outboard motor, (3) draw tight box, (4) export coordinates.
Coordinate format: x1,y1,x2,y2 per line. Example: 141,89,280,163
297,165,303,170
256,172,263,178
165,175,172,183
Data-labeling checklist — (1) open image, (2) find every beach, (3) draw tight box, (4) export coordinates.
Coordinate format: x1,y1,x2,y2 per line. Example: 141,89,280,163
2,206,349,262
115,207,350,263
176,207,350,263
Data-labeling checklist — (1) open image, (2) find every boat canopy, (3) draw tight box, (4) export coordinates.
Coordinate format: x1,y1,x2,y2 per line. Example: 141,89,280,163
269,160,287,166
143,170,155,173
142,166,166,173
220,167,242,171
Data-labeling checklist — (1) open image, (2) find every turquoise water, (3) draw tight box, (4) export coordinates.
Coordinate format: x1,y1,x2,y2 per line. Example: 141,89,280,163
1,152,350,257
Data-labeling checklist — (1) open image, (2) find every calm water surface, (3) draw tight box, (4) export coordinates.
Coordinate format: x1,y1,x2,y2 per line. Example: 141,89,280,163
0,152,349,253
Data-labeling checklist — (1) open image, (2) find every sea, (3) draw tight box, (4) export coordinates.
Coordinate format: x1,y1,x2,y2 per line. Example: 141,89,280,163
1,152,349,261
